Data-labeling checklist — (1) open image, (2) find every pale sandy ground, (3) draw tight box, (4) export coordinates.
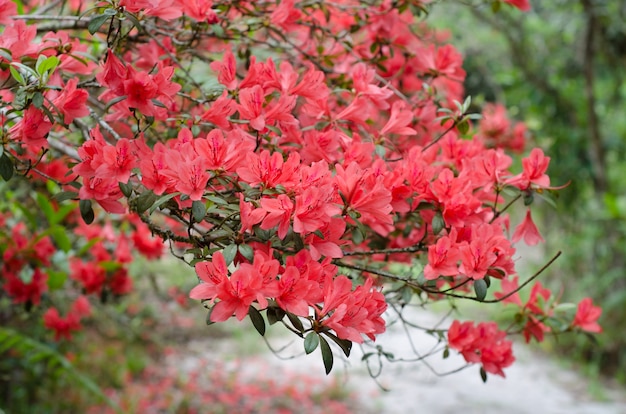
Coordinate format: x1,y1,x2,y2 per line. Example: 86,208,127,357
178,306,626,414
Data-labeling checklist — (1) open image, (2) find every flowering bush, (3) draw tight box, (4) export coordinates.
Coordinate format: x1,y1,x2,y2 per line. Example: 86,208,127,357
0,0,601,388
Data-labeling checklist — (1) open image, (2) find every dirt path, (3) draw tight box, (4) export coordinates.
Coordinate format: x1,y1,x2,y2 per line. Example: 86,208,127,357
182,308,626,414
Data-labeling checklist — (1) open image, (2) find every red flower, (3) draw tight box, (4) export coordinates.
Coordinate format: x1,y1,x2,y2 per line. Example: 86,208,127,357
504,0,531,11
448,320,515,377
260,194,294,240
512,209,544,246
44,307,80,341
0,0,17,25
424,230,461,280
210,48,238,90
9,106,52,149
52,78,89,124
3,268,48,305
189,251,230,302
275,266,315,317
572,298,602,333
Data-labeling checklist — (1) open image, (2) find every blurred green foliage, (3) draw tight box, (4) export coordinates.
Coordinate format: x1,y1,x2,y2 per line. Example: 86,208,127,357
431,0,626,380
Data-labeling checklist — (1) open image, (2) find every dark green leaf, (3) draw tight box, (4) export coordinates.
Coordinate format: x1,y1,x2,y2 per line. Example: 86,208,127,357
88,14,110,35
324,332,352,357
266,306,285,325
206,307,216,325
103,95,127,112
148,192,181,214
135,190,158,214
13,88,27,110
304,332,320,355
238,244,254,262
480,366,488,383
192,200,207,223
431,212,445,235
222,244,238,265
79,199,94,224
443,347,450,359
53,191,78,202
0,153,14,181
351,228,364,245
32,91,44,108
286,312,304,333
319,336,334,375
457,119,470,135
248,306,266,336
523,192,534,206
474,279,488,302
119,182,133,198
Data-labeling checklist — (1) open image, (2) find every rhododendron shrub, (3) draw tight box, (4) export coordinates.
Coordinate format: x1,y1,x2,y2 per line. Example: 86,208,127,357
0,0,601,382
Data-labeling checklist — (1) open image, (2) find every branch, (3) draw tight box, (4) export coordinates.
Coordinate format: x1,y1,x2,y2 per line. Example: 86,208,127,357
334,250,562,303
580,0,608,194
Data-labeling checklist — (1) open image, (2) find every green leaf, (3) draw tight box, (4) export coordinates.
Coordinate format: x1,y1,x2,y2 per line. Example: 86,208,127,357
0,153,14,181
206,307,216,325
324,332,352,357
523,192,534,206
192,200,207,223
431,212,445,235
36,192,56,224
119,182,133,198
35,54,47,75
351,227,364,245
88,14,111,35
238,244,254,262
0,48,12,62
304,332,320,354
474,279,488,301
49,225,72,252
36,55,59,77
53,191,79,203
480,366,488,383
148,192,181,214
457,119,470,135
319,336,334,375
135,190,158,214
286,312,304,333
47,271,68,290
443,347,450,359
32,91,44,108
266,306,285,325
9,66,25,85
222,244,238,265
79,199,95,224
248,306,266,336
98,261,122,273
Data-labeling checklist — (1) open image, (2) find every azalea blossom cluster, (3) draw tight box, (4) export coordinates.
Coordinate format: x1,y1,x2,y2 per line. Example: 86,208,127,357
0,0,600,379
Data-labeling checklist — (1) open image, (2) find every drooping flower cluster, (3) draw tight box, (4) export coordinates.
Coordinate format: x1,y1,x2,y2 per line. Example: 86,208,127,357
448,320,515,377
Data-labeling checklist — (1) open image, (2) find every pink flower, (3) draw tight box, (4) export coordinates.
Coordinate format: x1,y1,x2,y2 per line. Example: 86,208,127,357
52,78,89,124
572,298,602,333
512,209,544,246
424,231,461,280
